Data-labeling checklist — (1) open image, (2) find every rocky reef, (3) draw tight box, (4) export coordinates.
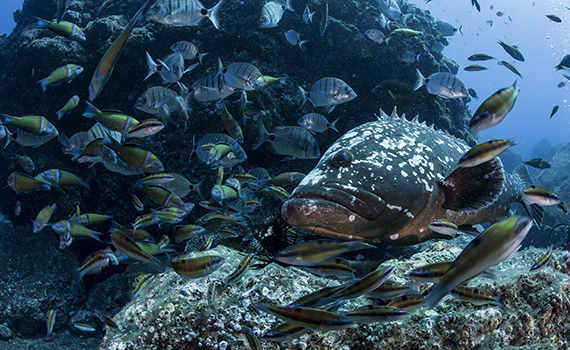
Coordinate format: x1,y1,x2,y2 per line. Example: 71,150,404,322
98,242,570,350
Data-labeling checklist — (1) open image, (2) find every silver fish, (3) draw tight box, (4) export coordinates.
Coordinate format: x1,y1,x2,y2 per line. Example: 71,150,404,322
252,120,320,159
222,62,263,91
302,77,357,112
135,86,179,116
282,108,543,245
365,29,386,44
170,40,208,63
297,113,339,133
190,71,235,102
414,69,468,98
285,30,307,50
145,51,198,88
147,0,224,29
260,1,286,28
4,127,58,148
303,5,314,24
377,0,401,21
435,21,462,36
400,50,417,64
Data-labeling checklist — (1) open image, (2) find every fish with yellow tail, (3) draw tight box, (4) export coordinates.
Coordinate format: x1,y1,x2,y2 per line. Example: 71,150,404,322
7,172,51,193
88,2,148,101
217,100,243,142
469,80,519,132
420,216,532,309
46,309,57,336
37,64,84,92
111,231,166,271
458,138,517,168
282,108,543,245
36,18,86,42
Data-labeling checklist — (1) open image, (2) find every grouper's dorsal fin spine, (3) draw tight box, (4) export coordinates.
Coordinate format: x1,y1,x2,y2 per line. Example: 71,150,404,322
440,157,505,212
412,115,419,124
390,106,398,118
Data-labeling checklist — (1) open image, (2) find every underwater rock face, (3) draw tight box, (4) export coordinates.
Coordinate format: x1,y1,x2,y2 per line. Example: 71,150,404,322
100,244,570,350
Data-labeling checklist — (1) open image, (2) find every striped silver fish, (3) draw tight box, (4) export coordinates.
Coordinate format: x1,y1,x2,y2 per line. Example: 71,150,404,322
260,1,286,28
190,72,235,102
252,120,320,159
147,0,224,29
145,51,198,87
222,62,262,91
297,113,339,133
414,69,468,98
365,29,386,44
302,77,357,112
135,86,178,116
170,40,207,63
284,29,307,50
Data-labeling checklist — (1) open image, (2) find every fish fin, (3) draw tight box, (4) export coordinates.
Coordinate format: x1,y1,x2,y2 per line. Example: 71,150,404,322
330,118,340,133
440,157,505,212
4,128,13,148
206,0,224,30
458,24,463,35
299,86,308,108
251,119,270,151
198,52,209,65
83,101,100,118
512,164,533,187
81,177,91,191
299,40,308,51
324,105,336,113
144,52,160,80
413,69,426,91
183,62,200,75
457,224,481,236
522,202,543,229
36,17,49,29
285,0,294,11
38,78,49,92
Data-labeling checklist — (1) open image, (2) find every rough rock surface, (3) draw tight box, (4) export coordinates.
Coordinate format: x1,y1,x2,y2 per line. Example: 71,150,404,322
100,243,570,350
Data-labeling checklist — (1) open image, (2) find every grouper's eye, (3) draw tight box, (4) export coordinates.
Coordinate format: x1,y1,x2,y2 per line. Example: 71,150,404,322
332,150,353,167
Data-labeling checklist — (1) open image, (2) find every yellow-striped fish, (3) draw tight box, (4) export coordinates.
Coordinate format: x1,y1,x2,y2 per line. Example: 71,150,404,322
2,114,57,136
450,285,504,307
37,64,84,92
522,185,560,206
46,309,57,336
253,303,356,330
56,95,80,120
36,18,85,42
274,240,375,266
7,172,51,194
111,231,165,271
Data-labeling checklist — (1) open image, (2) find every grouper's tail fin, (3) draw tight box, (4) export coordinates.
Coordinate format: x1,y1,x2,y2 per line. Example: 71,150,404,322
513,164,544,228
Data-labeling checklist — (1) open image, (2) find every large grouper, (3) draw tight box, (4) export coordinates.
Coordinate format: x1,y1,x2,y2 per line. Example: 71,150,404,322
282,108,541,245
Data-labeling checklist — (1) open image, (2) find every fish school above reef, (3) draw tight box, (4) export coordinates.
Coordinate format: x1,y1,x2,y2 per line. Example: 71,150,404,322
0,0,569,349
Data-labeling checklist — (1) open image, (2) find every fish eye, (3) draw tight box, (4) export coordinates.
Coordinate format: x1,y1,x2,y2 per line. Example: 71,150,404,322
332,150,353,167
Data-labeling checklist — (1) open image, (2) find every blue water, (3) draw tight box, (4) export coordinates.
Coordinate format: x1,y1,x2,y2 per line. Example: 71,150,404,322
409,0,570,159
0,0,20,35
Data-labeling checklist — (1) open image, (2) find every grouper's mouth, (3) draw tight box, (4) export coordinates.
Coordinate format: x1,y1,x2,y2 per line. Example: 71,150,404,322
283,185,386,221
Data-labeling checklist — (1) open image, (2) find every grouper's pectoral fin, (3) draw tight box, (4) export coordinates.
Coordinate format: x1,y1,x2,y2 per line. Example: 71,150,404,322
522,201,543,229
439,157,505,212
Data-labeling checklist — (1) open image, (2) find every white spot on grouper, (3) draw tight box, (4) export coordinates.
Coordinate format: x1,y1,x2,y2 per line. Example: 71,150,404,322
386,165,393,171
387,204,402,211
401,170,408,177
349,215,355,222
421,179,433,192
406,212,414,218
390,233,399,240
